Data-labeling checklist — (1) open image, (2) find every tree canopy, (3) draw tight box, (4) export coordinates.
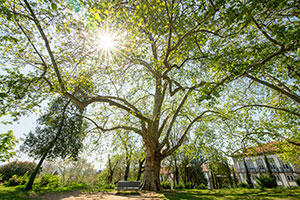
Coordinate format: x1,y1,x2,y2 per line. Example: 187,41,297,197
0,0,299,191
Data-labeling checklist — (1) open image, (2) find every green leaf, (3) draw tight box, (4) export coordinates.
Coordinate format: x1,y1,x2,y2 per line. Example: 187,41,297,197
51,3,58,11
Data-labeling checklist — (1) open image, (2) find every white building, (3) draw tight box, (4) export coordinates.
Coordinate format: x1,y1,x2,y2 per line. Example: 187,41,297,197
232,142,300,187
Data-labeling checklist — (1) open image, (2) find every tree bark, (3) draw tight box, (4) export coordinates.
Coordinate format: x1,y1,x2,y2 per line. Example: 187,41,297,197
137,158,144,181
140,146,162,191
174,158,179,185
124,155,130,181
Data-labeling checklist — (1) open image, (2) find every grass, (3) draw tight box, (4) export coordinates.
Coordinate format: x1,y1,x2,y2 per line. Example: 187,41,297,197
1,185,300,200
0,183,89,200
0,185,34,200
161,187,300,200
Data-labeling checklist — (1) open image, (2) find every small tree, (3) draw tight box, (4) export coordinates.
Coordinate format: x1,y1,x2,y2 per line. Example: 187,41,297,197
21,97,86,190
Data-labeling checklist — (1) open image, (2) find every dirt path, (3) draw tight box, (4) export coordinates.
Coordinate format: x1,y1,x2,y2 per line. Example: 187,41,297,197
33,191,165,200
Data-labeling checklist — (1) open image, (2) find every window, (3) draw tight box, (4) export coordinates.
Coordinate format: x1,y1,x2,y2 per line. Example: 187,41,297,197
286,175,294,181
275,175,281,181
256,159,265,171
267,158,277,171
246,160,255,172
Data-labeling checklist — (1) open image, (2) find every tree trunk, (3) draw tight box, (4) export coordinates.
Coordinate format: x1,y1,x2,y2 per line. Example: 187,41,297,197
124,156,130,181
263,154,273,177
140,147,162,191
174,158,179,185
25,99,70,190
243,158,254,188
137,158,144,181
25,150,47,190
108,155,113,184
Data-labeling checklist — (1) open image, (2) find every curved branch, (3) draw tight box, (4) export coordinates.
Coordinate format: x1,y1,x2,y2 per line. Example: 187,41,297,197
162,110,223,158
83,96,150,123
230,104,300,118
245,131,300,147
83,115,142,136
246,74,300,105
23,0,66,92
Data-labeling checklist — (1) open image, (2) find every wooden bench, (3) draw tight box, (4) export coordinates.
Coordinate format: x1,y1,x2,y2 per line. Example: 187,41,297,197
115,181,141,190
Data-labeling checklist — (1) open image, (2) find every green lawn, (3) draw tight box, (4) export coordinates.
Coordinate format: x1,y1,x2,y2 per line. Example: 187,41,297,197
161,188,300,200
0,185,34,200
1,185,300,200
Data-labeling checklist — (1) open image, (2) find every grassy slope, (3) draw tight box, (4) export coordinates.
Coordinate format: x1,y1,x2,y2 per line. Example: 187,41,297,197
0,185,33,200
162,188,300,200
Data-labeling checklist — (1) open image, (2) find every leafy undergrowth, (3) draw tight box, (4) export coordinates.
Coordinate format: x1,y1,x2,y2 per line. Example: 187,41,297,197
0,183,90,200
161,188,300,200
0,185,33,200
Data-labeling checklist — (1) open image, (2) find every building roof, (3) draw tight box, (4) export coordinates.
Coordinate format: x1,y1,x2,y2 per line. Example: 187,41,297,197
232,141,285,157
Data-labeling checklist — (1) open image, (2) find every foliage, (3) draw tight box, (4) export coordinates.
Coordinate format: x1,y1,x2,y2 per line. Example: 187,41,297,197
38,173,60,188
0,130,18,162
296,177,300,187
1,0,299,191
21,97,86,161
52,159,98,186
174,183,185,189
197,183,208,190
237,183,252,188
0,161,35,181
256,175,277,188
4,175,27,187
161,180,171,189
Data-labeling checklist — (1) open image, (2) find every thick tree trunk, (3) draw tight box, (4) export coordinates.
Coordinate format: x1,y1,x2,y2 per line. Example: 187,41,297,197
140,147,162,191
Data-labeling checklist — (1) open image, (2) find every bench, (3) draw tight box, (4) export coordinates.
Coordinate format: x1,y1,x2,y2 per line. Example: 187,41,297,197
115,181,141,190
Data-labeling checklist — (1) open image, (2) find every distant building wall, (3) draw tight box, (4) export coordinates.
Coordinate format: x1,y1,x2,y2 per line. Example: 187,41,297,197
233,154,299,187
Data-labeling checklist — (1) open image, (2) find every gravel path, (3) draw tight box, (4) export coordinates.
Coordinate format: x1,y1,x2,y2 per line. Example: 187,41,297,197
34,191,165,200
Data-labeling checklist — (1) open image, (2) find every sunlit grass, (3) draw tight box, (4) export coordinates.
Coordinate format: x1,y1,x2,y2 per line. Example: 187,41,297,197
161,188,300,200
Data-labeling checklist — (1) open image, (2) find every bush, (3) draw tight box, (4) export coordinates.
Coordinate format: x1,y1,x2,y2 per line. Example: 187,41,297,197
295,177,300,187
175,182,185,189
39,173,60,188
256,175,277,188
185,182,192,189
237,182,251,188
161,180,171,189
197,183,207,189
4,175,27,186
0,161,35,181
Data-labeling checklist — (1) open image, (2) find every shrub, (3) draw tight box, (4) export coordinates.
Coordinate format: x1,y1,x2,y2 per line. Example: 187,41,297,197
4,175,27,186
197,183,207,189
185,182,192,189
39,173,60,188
256,175,277,188
295,177,300,187
161,180,171,189
0,161,35,181
101,184,115,189
237,182,251,188
175,182,185,189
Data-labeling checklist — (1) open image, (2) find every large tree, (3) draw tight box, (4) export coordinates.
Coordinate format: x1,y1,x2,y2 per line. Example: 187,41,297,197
1,0,296,191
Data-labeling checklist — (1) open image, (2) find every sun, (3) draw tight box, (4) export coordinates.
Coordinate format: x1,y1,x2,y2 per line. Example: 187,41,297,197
98,32,116,51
